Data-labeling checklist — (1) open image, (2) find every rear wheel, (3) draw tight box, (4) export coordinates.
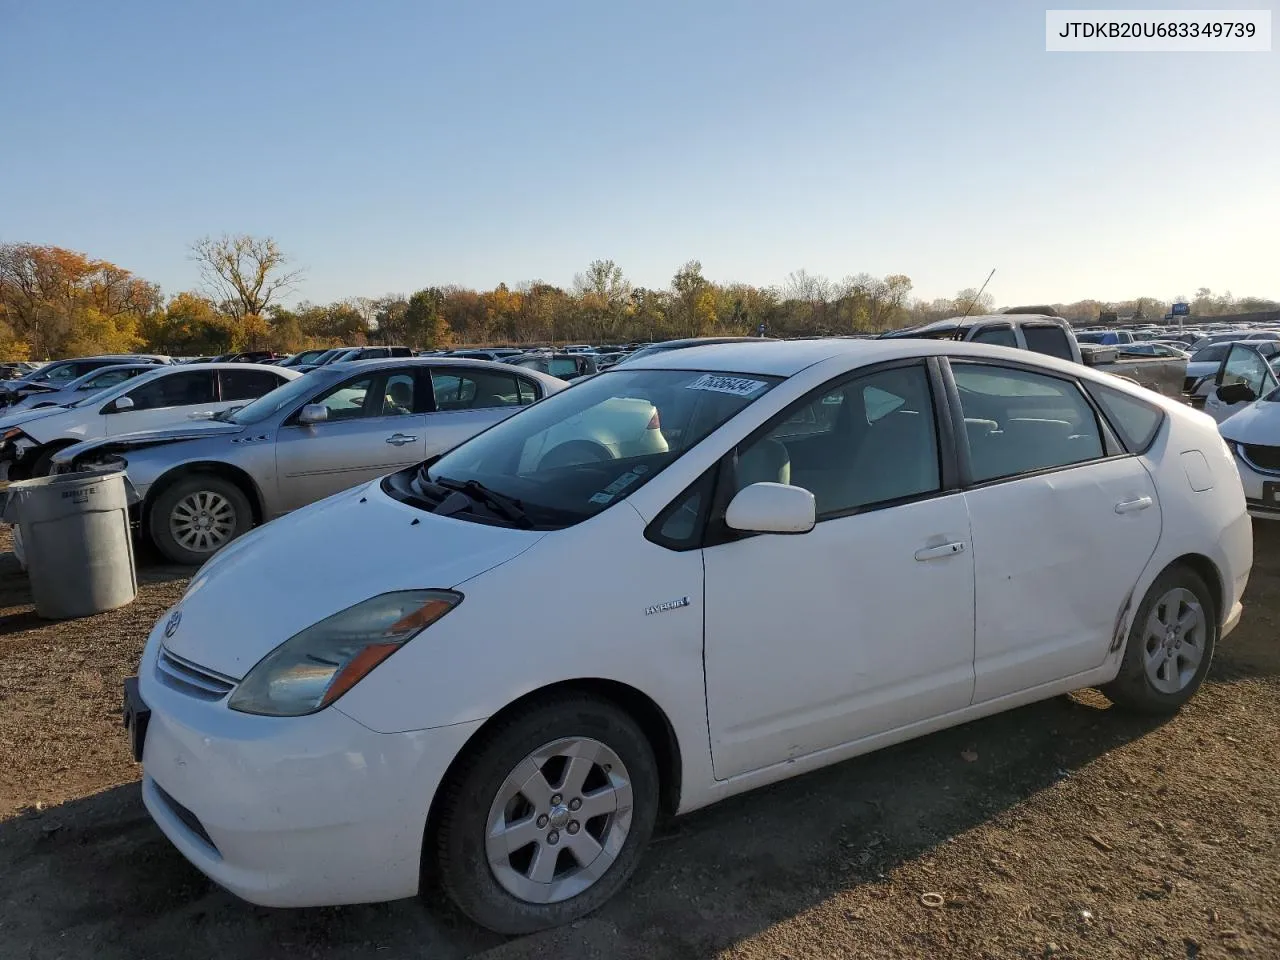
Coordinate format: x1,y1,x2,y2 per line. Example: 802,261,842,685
433,696,659,934
1103,566,1217,715
149,475,253,565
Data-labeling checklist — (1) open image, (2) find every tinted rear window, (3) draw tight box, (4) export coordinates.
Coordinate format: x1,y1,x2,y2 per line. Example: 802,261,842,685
1084,380,1164,453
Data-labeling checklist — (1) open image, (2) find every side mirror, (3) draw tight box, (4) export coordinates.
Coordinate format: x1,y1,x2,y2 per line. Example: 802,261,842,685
725,482,816,535
1217,382,1257,405
298,403,328,425
113,396,135,411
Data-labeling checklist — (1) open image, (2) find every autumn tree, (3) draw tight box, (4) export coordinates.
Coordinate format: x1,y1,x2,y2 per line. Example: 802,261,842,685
955,286,995,317
0,243,158,357
574,260,632,343
672,260,714,337
145,292,228,355
190,234,304,321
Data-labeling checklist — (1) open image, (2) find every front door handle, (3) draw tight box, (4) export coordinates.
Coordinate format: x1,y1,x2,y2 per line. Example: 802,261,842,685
1115,496,1153,515
914,541,966,562
385,433,419,446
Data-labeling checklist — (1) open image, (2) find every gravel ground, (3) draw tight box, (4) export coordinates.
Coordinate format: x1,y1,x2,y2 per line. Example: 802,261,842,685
1,524,1278,959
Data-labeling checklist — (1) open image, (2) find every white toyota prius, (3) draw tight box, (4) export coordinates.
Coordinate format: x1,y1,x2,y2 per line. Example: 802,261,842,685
125,338,1251,933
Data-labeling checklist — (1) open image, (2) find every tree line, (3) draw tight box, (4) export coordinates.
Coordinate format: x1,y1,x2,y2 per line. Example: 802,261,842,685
0,236,1274,360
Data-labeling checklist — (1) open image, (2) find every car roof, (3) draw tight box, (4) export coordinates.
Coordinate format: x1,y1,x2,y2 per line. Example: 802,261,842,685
178,362,298,372
65,362,158,380
881,314,1067,339
624,336,1089,378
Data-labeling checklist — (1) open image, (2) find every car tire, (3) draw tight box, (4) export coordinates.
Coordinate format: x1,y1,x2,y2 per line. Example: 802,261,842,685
149,475,254,566
433,694,659,934
1103,565,1217,715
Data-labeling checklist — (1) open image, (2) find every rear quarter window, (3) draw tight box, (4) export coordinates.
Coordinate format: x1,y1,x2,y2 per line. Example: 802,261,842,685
1083,380,1165,453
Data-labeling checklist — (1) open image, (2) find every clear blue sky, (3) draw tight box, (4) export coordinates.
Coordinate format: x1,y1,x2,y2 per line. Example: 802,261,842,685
3,0,1276,307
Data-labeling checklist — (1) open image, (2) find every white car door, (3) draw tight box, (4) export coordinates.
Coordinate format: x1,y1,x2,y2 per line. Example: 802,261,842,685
949,361,1161,702
702,362,976,780
102,369,222,435
422,367,540,459
1204,343,1279,423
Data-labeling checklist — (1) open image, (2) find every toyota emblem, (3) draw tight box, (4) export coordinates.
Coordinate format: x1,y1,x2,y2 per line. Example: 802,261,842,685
163,609,182,639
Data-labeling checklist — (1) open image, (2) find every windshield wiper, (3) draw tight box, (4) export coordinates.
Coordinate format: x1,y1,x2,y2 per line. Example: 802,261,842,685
432,476,532,528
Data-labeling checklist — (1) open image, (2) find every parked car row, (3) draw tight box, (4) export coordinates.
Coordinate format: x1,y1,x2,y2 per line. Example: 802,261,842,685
41,358,566,563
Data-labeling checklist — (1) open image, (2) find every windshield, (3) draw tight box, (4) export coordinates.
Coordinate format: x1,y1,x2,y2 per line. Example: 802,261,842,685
311,349,345,365
31,361,81,384
225,372,317,424
410,368,780,527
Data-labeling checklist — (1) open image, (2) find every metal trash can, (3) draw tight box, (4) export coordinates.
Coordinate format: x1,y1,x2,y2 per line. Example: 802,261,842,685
3,469,137,619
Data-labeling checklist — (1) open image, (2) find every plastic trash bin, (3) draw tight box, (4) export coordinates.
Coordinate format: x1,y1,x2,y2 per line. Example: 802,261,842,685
3,469,137,619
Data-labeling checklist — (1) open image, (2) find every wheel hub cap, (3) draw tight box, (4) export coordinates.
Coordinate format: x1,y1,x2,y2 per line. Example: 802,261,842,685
548,804,570,830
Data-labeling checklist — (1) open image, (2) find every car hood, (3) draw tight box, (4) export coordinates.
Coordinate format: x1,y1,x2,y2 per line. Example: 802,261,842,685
162,482,547,678
0,404,70,432
1218,399,1280,443
54,420,247,462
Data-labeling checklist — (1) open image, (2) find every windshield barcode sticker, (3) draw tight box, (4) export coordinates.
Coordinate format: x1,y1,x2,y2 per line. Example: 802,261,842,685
686,374,767,397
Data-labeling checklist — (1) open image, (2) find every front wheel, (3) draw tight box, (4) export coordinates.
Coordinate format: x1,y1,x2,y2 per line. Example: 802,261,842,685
433,696,659,934
149,475,253,565
1103,565,1217,715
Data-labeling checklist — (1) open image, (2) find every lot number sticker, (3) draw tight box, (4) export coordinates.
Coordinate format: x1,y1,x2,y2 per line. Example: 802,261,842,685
686,374,767,397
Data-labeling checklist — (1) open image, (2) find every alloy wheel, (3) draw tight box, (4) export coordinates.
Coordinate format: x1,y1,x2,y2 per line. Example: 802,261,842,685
169,491,237,554
485,736,633,904
1142,587,1207,694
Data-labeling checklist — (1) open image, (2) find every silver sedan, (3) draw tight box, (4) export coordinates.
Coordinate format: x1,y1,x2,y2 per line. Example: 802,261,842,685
53,357,566,564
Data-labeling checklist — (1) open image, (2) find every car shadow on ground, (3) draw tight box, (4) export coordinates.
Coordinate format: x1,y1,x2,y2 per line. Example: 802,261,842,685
598,689,1170,956
0,688,1170,960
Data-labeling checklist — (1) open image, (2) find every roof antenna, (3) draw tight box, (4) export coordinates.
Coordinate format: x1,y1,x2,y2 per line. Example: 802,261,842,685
959,268,996,320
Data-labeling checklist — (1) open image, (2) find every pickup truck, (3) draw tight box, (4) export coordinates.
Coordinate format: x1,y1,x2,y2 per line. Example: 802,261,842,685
879,313,1187,398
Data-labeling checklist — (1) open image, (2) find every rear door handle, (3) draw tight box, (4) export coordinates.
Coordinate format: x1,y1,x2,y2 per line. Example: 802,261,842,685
1114,496,1153,515
385,433,419,446
914,541,966,562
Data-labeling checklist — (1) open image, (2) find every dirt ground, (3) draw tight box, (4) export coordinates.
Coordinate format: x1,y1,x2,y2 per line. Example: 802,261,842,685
2,526,1279,960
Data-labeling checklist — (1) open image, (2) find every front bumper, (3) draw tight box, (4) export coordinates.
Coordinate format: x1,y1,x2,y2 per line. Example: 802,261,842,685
1229,449,1280,520
134,627,484,907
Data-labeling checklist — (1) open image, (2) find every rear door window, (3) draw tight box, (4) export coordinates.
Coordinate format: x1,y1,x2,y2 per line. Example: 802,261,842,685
431,369,525,410
952,363,1105,483
219,368,286,401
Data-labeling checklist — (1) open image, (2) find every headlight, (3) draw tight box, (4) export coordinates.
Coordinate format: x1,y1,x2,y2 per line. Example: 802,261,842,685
227,589,462,716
